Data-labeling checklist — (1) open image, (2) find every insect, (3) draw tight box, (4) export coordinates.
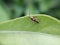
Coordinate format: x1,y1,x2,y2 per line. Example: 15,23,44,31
30,16,39,23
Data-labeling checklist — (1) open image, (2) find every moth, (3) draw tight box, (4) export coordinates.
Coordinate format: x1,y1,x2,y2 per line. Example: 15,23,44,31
30,16,39,23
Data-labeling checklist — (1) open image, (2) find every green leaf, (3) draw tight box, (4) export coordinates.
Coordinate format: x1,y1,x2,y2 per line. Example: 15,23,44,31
0,14,60,45
0,31,60,45
0,14,60,35
0,5,9,22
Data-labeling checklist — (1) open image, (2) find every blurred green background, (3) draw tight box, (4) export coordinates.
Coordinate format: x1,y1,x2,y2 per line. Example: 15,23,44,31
0,0,60,22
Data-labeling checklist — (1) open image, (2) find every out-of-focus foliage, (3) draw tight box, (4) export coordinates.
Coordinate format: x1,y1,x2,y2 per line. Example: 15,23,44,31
0,0,60,21
0,4,9,22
